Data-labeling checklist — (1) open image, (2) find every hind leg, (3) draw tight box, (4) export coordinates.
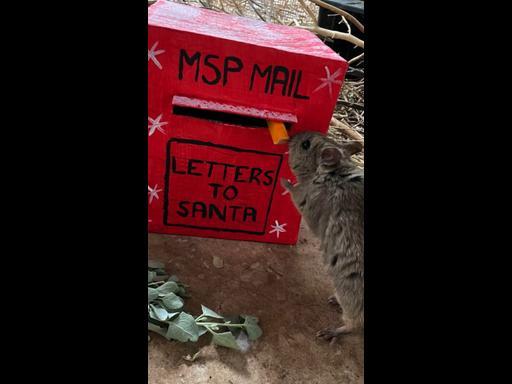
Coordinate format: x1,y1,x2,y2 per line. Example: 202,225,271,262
316,319,356,342
317,323,354,343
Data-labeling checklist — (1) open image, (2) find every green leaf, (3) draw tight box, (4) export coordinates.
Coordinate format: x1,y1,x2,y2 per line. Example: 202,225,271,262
212,331,240,350
198,327,208,337
166,311,180,321
148,271,156,283
177,286,189,298
148,260,165,269
200,305,224,320
166,312,200,342
148,287,159,302
148,321,167,337
168,275,180,282
242,315,262,341
156,281,179,295
152,274,169,282
149,304,169,322
160,292,184,310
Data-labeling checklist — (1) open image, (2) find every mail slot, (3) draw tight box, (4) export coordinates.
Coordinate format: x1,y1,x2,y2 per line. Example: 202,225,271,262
148,0,348,245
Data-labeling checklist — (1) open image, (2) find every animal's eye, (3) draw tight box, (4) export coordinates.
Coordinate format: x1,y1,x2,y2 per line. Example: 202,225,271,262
301,140,311,150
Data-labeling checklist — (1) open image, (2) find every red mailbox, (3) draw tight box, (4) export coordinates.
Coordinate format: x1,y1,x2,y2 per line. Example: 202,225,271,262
148,0,347,245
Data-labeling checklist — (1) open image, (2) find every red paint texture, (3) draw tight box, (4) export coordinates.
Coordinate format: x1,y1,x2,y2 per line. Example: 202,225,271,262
148,0,347,244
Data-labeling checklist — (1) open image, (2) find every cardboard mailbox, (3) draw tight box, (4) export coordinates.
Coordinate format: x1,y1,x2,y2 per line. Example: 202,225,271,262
148,0,348,245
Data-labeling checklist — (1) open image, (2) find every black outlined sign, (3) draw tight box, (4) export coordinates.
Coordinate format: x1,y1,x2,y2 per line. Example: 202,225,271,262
164,138,283,235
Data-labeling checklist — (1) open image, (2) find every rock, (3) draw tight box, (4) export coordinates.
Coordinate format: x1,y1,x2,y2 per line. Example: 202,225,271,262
251,279,264,287
240,273,252,282
212,255,224,268
250,262,261,270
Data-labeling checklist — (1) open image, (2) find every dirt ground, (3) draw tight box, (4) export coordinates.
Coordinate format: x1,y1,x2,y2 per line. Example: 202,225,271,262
148,221,364,384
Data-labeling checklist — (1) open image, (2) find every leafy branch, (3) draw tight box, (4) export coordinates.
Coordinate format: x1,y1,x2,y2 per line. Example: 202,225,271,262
148,260,262,350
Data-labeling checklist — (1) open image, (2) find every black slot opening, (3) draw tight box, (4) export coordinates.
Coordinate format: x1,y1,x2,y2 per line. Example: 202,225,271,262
173,105,292,130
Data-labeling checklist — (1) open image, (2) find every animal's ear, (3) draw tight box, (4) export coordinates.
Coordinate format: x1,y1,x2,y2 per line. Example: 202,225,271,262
320,147,342,167
341,141,363,157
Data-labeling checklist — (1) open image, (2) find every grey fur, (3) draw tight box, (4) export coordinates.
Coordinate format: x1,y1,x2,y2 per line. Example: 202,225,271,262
282,131,364,341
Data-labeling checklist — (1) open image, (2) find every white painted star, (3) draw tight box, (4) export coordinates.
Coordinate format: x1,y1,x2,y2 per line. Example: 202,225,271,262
148,41,165,70
269,220,287,238
148,184,162,204
313,66,343,98
148,114,168,136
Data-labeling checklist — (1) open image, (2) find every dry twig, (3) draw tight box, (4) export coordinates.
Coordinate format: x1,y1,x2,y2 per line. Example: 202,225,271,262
307,0,364,33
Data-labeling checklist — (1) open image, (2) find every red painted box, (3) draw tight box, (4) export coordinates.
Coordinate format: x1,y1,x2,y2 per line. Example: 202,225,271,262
148,0,347,245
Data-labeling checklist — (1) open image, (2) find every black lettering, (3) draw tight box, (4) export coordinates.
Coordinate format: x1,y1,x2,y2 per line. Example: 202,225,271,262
229,206,242,221
287,70,297,97
223,56,243,86
222,164,235,180
223,186,238,201
263,170,275,186
250,64,272,93
192,202,207,218
202,54,222,85
234,166,249,183
271,66,289,96
187,159,203,176
248,168,262,185
293,70,310,100
176,201,189,217
208,183,223,198
206,161,217,177
209,204,226,221
172,156,186,174
243,207,257,222
178,49,201,81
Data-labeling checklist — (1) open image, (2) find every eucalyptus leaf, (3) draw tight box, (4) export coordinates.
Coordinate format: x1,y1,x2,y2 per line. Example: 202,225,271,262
148,267,263,349
200,305,224,320
166,311,180,321
166,312,200,342
177,286,189,298
148,287,159,302
212,331,240,350
242,315,262,341
160,292,184,310
149,304,169,322
157,281,179,295
148,321,167,337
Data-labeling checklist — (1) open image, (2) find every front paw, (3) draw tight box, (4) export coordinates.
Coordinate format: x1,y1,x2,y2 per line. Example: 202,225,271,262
280,177,292,190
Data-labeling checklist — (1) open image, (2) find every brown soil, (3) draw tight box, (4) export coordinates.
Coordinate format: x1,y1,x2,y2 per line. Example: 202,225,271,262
148,222,363,384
